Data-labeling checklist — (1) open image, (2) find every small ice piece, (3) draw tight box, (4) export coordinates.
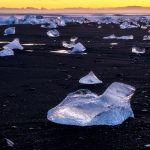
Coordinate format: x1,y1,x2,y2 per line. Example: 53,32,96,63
70,37,78,43
103,34,133,40
47,82,135,126
98,25,102,28
145,144,150,148
141,26,147,29
79,71,102,84
5,138,14,148
47,29,60,37
62,41,74,49
117,35,134,40
0,48,14,57
3,39,24,50
4,27,15,36
71,42,86,53
132,46,145,54
143,35,150,40
103,34,116,39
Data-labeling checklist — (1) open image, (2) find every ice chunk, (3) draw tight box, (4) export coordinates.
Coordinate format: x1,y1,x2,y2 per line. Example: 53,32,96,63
103,34,116,39
62,37,78,49
57,17,66,27
143,35,150,40
145,144,150,148
71,42,86,53
4,27,15,36
3,38,24,50
141,26,147,29
0,137,14,148
62,41,74,49
47,82,135,126
79,71,102,84
120,22,139,29
103,34,133,40
47,29,60,37
70,37,78,43
132,46,145,54
0,48,14,57
117,35,133,40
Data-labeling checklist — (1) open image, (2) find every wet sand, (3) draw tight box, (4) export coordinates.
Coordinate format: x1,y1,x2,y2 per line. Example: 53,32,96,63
0,23,150,149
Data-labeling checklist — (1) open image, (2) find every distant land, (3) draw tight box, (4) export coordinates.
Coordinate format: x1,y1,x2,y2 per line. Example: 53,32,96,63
1,6,150,14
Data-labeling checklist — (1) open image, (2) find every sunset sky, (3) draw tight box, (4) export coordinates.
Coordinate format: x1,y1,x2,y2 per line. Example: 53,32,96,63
0,0,150,9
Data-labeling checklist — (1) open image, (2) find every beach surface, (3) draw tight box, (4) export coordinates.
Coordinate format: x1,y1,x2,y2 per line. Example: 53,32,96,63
0,23,150,149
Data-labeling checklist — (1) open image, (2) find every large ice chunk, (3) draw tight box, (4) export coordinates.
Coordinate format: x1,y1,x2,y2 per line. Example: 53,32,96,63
4,27,15,36
71,42,86,53
47,29,60,37
0,48,14,57
3,38,24,50
79,71,103,84
47,82,135,126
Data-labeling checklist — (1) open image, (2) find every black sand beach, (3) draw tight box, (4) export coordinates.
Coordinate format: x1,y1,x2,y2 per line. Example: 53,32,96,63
0,23,150,149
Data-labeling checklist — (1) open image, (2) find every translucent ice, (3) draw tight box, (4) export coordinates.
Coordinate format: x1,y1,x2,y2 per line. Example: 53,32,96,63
3,39,24,50
79,71,103,84
70,37,78,43
47,82,135,126
62,37,78,49
4,27,15,36
103,34,133,40
47,29,60,37
143,35,150,40
103,34,116,39
71,42,86,53
132,46,145,54
62,41,74,49
0,48,14,57
120,22,139,29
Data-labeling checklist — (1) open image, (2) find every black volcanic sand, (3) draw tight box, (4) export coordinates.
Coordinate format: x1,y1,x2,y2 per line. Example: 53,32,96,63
0,22,150,150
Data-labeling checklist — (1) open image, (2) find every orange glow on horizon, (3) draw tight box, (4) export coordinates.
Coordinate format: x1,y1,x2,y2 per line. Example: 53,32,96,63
0,0,150,9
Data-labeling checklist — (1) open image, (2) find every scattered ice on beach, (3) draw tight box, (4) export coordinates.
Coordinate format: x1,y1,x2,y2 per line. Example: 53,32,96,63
6,16,19,25
56,17,66,27
132,46,145,54
0,48,14,57
4,27,16,36
47,29,60,37
3,38,24,50
71,42,86,53
143,35,150,40
47,82,135,126
120,22,139,29
79,71,102,85
103,34,133,40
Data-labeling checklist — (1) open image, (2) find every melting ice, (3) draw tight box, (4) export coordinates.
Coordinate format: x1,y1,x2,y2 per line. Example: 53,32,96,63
132,46,145,54
79,71,103,84
47,29,60,37
4,27,15,36
47,82,135,126
3,38,24,50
